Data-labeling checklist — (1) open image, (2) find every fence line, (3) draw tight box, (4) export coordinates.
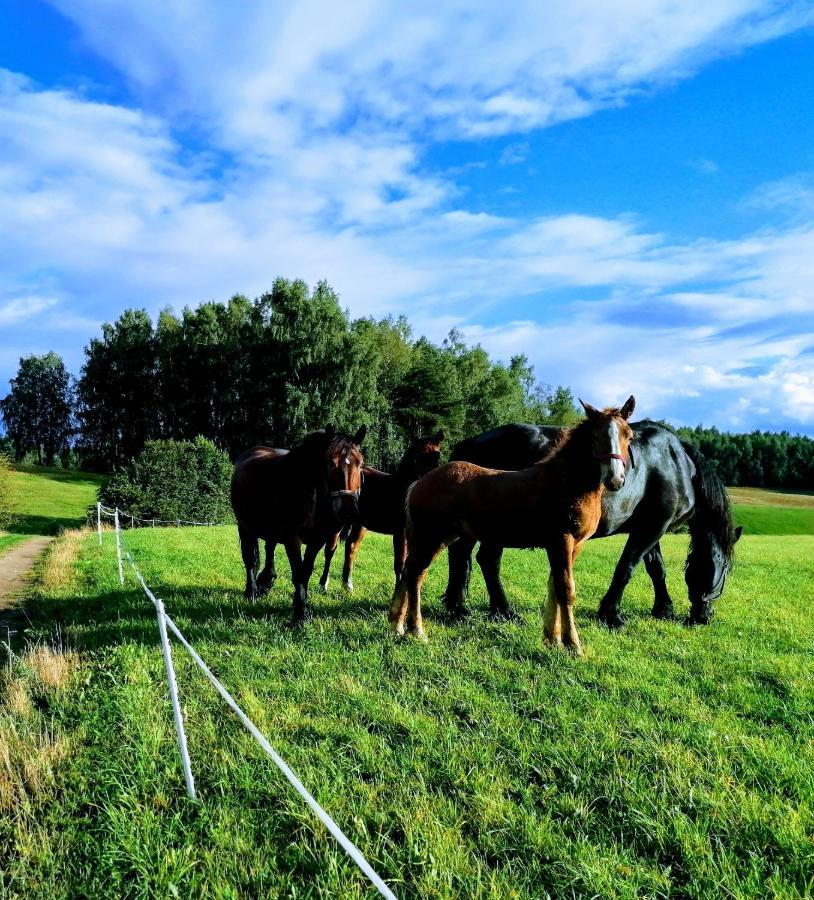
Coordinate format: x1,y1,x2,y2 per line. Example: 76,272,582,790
98,504,219,528
103,507,396,900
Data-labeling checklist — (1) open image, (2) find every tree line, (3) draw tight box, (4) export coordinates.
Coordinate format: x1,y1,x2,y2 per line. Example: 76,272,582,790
0,278,580,471
3,277,813,486
676,425,814,489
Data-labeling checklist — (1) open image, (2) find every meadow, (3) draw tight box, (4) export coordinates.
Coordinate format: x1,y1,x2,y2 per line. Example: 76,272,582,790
1,476,812,898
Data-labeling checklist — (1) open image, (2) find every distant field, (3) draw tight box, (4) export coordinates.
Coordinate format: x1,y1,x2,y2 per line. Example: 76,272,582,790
728,486,814,536
7,465,103,536
728,486,814,508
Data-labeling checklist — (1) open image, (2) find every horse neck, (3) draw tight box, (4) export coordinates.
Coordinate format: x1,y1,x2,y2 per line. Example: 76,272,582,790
546,424,603,500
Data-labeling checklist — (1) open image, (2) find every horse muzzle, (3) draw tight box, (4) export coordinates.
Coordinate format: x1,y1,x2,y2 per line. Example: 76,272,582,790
330,489,360,524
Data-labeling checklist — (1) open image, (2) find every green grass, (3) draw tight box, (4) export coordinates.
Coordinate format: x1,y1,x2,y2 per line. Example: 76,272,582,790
731,504,814,536
0,532,28,558
6,465,102,536
4,523,812,898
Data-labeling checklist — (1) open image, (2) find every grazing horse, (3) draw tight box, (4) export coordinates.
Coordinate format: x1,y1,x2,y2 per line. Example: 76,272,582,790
230,426,366,625
444,420,742,626
390,398,636,652
318,431,444,592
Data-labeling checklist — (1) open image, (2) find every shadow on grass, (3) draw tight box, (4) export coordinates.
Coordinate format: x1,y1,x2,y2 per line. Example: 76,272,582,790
23,577,396,655
8,513,91,537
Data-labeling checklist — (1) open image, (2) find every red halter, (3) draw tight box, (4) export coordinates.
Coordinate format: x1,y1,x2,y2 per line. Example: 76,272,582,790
594,452,628,467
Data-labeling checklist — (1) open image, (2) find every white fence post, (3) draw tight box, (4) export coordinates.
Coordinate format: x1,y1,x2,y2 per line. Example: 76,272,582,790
114,508,124,586
155,598,196,800
97,502,102,545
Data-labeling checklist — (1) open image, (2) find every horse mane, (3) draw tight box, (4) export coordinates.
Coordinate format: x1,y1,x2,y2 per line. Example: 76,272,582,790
290,429,362,460
535,409,626,466
681,441,737,565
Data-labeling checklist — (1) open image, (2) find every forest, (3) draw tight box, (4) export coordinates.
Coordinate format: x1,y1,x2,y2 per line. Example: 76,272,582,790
0,278,579,471
1,277,813,487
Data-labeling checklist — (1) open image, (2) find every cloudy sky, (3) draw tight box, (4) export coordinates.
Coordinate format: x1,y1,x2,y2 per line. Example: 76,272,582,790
2,1,813,432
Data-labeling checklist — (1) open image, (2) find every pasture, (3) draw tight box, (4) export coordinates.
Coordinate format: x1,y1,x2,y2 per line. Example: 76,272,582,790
4,464,102,537
3,497,812,897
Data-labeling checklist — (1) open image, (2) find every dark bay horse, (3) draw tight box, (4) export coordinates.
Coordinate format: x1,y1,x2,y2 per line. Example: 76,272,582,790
318,431,444,592
390,398,636,652
230,426,366,625
445,420,742,627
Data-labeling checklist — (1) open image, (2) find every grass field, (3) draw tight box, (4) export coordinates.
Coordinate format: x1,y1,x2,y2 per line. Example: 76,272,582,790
2,512,811,898
729,487,814,537
5,465,103,537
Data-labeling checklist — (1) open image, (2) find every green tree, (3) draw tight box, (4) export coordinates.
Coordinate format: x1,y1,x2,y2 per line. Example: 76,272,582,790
78,309,158,469
0,352,74,465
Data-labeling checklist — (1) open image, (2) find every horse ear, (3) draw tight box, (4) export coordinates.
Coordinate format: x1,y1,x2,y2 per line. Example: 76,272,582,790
733,525,743,543
579,398,599,419
620,395,636,419
433,430,444,443
353,425,367,446
324,423,335,436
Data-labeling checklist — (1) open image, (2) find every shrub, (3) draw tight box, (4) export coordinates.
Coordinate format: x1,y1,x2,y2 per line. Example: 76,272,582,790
99,437,233,525
0,453,12,529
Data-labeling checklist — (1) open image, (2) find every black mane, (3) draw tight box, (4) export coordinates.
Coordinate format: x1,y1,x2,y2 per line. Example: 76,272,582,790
682,441,737,565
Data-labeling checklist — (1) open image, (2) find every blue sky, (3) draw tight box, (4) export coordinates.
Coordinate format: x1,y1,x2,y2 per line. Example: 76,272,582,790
1,1,813,433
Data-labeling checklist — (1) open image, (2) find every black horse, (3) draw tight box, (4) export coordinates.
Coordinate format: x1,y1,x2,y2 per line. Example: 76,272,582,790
444,421,742,626
231,426,366,625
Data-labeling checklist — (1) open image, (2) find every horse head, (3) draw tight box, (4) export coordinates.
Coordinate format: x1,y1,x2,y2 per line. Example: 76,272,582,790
579,395,636,491
401,429,444,480
685,523,742,623
322,424,367,525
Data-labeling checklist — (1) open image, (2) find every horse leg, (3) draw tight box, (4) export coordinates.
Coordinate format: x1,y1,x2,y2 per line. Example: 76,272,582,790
319,531,340,592
342,525,366,593
238,525,260,600
390,540,442,640
477,543,522,622
644,542,675,619
256,540,277,595
443,538,475,619
547,536,583,656
597,529,667,629
543,572,562,646
283,537,306,625
295,541,322,623
392,529,406,590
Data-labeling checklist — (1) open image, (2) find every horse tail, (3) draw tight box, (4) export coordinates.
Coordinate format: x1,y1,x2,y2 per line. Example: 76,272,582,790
338,523,353,543
681,441,736,566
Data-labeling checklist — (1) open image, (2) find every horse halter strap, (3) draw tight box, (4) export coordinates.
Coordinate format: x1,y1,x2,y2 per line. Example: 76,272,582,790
593,451,628,467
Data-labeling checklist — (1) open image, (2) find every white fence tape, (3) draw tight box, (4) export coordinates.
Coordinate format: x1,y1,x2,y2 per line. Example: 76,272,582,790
103,508,396,899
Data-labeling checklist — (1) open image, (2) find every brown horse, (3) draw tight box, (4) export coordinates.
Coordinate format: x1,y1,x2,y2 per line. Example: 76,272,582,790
389,398,635,652
230,426,366,625
318,432,444,592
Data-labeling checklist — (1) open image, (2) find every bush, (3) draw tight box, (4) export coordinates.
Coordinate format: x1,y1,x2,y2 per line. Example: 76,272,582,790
99,437,233,525
0,453,12,529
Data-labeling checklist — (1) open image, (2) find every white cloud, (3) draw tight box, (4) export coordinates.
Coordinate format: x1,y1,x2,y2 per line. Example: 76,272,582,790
0,296,60,325
3,2,814,431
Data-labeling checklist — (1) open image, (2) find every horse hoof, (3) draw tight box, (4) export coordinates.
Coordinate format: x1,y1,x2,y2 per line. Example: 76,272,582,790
488,608,524,624
409,626,428,643
343,580,354,594
598,612,625,630
390,620,406,637
652,607,676,621
684,614,710,627
445,605,471,621
317,581,329,594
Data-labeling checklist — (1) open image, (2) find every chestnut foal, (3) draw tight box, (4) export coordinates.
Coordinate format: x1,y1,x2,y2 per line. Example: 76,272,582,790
389,397,635,652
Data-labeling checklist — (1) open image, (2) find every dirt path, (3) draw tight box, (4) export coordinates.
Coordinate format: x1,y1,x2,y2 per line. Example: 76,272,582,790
0,536,53,610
